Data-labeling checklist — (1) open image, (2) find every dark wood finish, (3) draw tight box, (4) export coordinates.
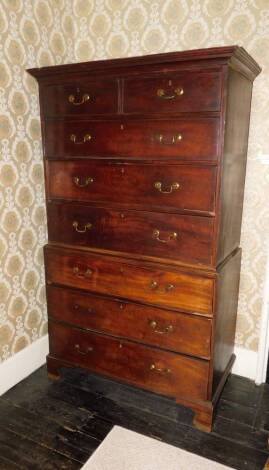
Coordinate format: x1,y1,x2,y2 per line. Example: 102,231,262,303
123,70,222,113
28,46,260,433
216,69,254,265
45,245,214,315
47,285,212,358
47,202,215,267
44,118,220,161
212,250,242,394
46,160,218,215
48,321,210,401
42,79,119,117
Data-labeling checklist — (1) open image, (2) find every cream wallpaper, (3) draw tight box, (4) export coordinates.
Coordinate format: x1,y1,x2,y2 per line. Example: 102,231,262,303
0,0,268,363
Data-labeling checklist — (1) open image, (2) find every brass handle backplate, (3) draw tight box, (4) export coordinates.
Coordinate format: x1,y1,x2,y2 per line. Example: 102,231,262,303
68,93,90,106
157,86,184,100
154,181,180,194
75,344,93,355
150,363,171,374
70,133,92,144
149,320,173,335
73,221,92,233
152,229,177,243
155,133,182,145
73,176,94,187
73,266,92,278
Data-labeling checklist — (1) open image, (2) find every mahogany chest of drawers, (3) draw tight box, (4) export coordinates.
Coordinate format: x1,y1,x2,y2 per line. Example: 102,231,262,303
28,46,260,432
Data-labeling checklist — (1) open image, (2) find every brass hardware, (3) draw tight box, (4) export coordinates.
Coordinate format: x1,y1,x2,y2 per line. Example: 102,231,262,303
152,229,177,243
73,221,92,233
156,86,184,100
165,284,175,292
149,319,173,335
150,363,171,374
73,266,92,278
154,181,180,194
150,280,158,289
119,303,124,309
68,93,90,105
75,344,93,355
73,304,92,313
155,133,182,145
70,133,92,144
73,176,94,187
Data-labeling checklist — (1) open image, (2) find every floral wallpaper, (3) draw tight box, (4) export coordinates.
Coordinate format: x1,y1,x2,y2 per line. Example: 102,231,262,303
0,0,268,363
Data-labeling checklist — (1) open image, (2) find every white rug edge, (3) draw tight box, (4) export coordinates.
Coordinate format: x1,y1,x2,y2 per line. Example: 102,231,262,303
81,425,233,470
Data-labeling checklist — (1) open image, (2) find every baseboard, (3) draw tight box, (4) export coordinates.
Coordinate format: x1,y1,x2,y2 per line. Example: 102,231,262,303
232,346,258,380
0,334,49,396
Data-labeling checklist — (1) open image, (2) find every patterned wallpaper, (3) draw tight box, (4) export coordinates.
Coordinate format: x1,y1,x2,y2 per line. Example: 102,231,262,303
0,0,268,363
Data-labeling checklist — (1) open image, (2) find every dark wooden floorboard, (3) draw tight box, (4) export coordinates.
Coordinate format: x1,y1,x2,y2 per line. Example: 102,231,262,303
0,365,269,470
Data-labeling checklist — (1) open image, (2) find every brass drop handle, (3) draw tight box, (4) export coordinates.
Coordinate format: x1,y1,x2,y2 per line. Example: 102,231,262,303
152,229,177,243
150,363,171,374
154,181,180,194
73,266,93,278
149,320,173,335
157,87,184,100
155,133,182,145
150,280,158,289
165,284,175,292
70,133,92,144
150,281,175,292
73,176,94,187
75,344,93,355
74,304,93,314
68,93,90,105
73,221,92,233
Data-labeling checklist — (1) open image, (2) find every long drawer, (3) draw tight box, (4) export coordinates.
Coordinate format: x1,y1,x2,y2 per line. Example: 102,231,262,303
47,202,215,266
46,160,217,215
123,70,222,114
42,79,118,117
45,246,214,315
44,119,220,161
49,320,210,400
47,286,212,358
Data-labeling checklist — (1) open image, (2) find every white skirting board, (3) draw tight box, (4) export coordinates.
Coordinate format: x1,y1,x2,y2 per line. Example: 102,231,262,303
232,346,258,381
0,334,49,396
0,336,259,395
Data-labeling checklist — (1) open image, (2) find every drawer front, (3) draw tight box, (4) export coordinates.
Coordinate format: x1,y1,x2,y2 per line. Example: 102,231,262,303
47,286,212,358
41,80,118,117
47,160,217,215
47,202,215,266
45,246,214,315
124,70,222,114
49,321,210,400
44,119,219,161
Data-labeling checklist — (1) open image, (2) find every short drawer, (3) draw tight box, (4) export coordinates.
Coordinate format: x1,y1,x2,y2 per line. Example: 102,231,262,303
123,70,222,114
45,246,214,315
46,160,217,215
47,202,215,266
44,119,220,161
41,79,118,117
49,320,210,401
47,286,212,358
